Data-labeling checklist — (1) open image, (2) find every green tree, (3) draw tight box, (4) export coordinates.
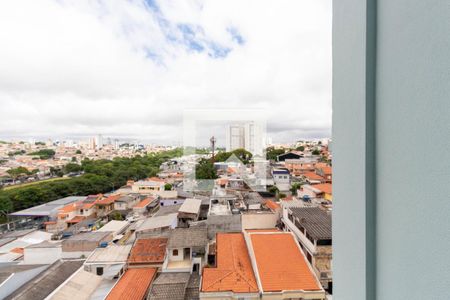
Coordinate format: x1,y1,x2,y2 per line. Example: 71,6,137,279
75,150,82,154
196,159,218,179
64,163,82,174
266,147,285,161
28,149,55,159
7,167,30,180
112,211,124,221
290,183,302,196
312,149,321,155
164,183,173,191
296,146,305,151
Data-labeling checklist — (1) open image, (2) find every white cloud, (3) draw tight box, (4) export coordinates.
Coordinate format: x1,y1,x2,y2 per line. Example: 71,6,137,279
0,0,331,144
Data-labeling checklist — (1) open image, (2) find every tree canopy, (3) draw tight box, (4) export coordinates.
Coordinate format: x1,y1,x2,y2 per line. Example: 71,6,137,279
0,149,182,219
195,158,218,180
28,149,55,159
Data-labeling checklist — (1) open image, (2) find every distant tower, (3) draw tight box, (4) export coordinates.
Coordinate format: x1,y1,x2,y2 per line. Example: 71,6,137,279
210,136,217,162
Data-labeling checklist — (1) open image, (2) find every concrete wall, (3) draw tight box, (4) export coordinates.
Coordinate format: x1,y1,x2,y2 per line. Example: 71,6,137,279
333,1,449,299
375,1,450,299
206,214,241,240
241,212,278,230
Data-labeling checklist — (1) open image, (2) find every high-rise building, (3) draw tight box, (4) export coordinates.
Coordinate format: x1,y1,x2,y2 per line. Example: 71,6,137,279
95,134,103,150
226,124,245,152
226,122,264,156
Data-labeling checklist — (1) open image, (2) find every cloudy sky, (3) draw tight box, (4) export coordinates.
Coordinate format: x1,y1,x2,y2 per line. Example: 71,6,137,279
0,0,331,145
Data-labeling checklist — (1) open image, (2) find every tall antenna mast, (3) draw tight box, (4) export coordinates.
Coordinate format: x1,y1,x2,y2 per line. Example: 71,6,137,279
210,136,217,162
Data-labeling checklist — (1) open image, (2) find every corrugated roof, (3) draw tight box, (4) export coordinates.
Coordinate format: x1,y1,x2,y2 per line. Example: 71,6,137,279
249,232,322,292
98,220,129,234
106,268,157,300
147,273,190,300
290,207,332,240
86,245,132,263
9,196,85,217
47,268,103,300
5,260,84,300
137,213,177,232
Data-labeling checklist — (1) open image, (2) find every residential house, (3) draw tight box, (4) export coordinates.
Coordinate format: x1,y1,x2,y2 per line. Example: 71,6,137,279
96,194,121,219
133,196,158,215
105,268,157,300
201,233,259,299
135,213,178,238
276,151,303,162
284,158,319,176
114,194,141,212
302,172,327,185
163,228,208,274
246,230,326,299
177,198,202,227
62,231,113,259
315,165,332,183
271,168,291,192
4,260,84,300
84,244,132,279
282,207,332,293
147,272,200,300
128,238,168,268
45,267,105,300
98,220,129,239
299,184,333,202
131,177,165,194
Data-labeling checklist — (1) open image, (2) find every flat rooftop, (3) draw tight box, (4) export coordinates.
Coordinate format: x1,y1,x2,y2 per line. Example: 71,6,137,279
9,196,86,217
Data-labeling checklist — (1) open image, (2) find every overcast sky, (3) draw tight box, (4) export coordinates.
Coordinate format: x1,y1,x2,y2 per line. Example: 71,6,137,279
0,0,331,145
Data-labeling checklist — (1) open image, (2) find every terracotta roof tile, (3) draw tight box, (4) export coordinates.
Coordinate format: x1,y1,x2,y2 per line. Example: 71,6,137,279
249,232,321,292
97,194,121,205
303,172,325,181
106,268,157,300
311,183,332,194
66,215,86,224
202,233,258,294
134,197,156,208
265,200,281,210
128,238,167,264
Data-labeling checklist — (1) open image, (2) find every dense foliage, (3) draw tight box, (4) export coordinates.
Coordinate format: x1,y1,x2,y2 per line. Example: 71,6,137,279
266,147,285,161
195,158,218,180
0,148,183,218
214,148,253,164
28,149,56,159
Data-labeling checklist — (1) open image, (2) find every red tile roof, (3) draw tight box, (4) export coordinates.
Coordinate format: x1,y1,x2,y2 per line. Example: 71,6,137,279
147,177,165,182
312,183,332,194
249,232,321,292
11,247,24,254
202,233,258,294
106,268,157,300
265,200,281,210
97,194,121,205
66,215,86,224
134,197,156,208
128,238,167,264
303,172,325,181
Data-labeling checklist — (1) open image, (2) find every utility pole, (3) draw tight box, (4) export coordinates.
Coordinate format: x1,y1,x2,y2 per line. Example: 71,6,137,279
210,136,217,162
